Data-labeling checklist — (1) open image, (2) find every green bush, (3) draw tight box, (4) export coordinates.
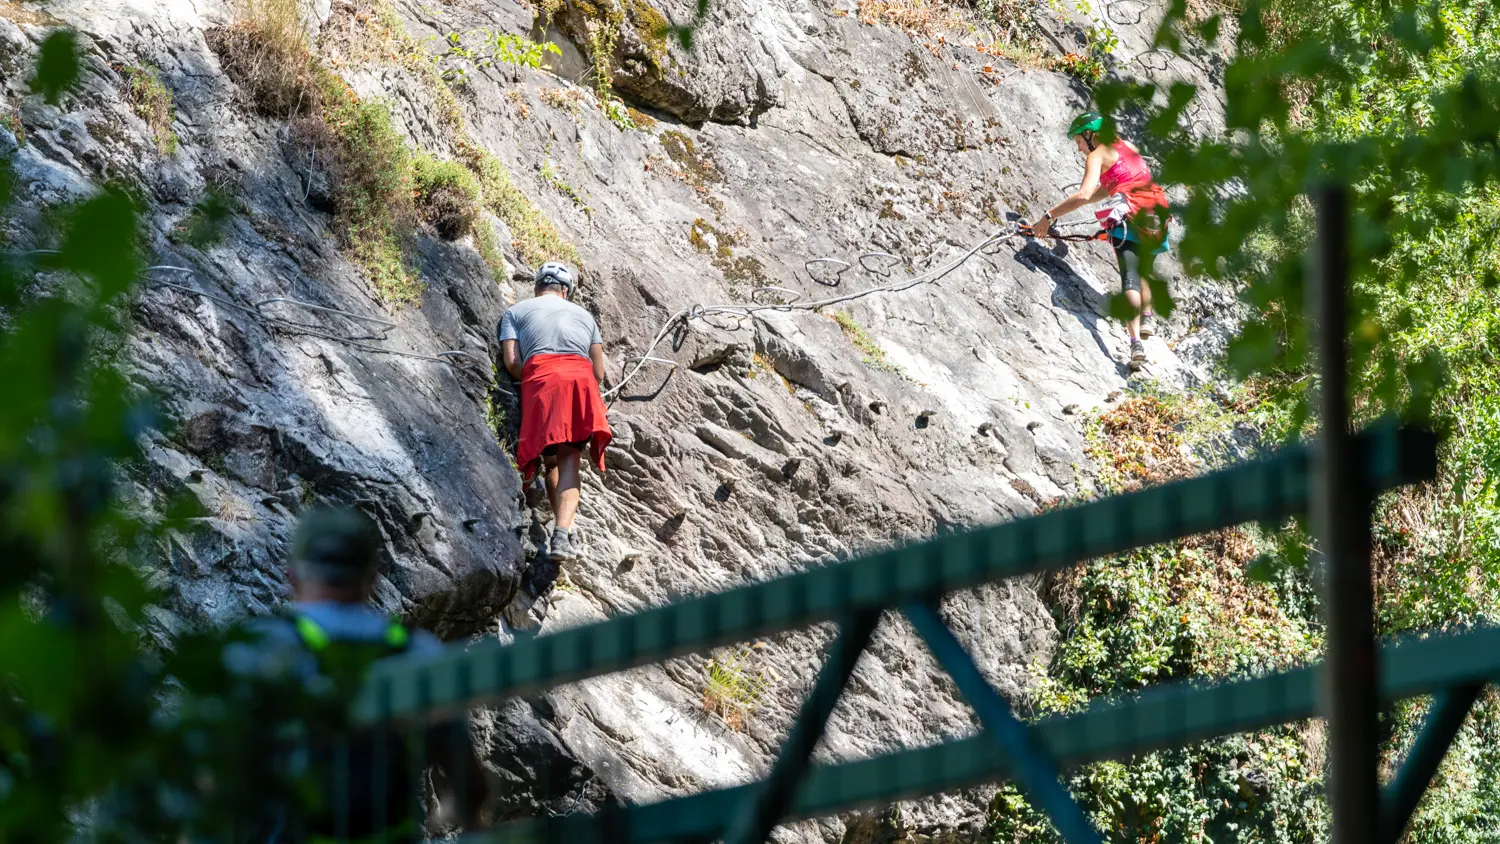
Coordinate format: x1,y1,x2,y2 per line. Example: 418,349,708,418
0,37,326,839
313,70,420,304
1004,0,1500,836
413,153,481,240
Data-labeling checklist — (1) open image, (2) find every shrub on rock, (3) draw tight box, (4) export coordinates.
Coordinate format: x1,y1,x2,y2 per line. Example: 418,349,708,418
413,153,481,241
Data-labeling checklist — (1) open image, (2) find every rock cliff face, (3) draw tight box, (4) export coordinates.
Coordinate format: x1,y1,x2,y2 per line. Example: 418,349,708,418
1,0,1236,838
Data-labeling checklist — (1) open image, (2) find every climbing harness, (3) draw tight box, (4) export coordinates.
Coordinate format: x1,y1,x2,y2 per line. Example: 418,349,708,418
601,218,1102,400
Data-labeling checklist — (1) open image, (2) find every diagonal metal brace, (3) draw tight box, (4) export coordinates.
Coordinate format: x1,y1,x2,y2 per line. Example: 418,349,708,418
1379,682,1485,844
721,610,882,844
905,602,1102,844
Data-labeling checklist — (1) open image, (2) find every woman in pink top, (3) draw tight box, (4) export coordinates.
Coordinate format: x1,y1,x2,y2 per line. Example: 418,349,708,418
1032,112,1170,368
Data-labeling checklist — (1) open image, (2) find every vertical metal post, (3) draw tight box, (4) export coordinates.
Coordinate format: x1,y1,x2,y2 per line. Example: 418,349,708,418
721,610,882,844
1312,184,1379,844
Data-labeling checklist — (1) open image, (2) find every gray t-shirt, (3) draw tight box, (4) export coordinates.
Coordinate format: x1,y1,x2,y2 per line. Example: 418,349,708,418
498,294,602,364
224,600,444,684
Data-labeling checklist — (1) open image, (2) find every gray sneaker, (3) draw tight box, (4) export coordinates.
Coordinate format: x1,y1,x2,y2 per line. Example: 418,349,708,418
550,527,577,561
1130,338,1146,364
1140,312,1156,338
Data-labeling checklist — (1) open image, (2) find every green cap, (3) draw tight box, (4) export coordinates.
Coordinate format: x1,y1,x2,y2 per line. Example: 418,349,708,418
1068,112,1104,138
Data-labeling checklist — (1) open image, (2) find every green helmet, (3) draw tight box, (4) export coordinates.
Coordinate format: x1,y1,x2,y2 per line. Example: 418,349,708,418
1068,112,1104,138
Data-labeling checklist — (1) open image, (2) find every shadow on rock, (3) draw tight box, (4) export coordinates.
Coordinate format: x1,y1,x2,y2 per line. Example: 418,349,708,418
1012,239,1132,379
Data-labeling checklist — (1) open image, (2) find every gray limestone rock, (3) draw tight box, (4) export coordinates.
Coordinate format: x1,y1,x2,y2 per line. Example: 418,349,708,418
5,0,1236,837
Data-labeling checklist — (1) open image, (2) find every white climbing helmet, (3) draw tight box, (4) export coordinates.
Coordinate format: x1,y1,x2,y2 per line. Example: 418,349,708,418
535,261,574,290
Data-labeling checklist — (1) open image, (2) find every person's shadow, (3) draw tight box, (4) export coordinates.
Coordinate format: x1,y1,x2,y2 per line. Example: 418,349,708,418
1008,232,1131,379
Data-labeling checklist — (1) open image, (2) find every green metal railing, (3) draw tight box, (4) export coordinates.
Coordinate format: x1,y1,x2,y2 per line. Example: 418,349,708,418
344,425,1454,843
332,187,1488,844
354,426,1430,723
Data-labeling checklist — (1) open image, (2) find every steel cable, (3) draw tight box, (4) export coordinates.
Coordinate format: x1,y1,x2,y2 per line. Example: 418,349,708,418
601,219,1098,399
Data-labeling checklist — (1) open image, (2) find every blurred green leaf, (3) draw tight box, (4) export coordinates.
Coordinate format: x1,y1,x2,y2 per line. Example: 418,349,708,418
30,30,80,106
180,187,235,248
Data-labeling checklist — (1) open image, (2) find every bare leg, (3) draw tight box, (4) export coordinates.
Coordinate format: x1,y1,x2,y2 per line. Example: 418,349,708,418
1140,276,1154,318
543,452,560,519
553,446,583,529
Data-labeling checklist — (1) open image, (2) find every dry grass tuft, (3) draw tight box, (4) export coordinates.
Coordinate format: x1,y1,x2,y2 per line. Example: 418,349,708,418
207,0,320,118
0,0,64,26
1091,394,1197,489
855,0,969,37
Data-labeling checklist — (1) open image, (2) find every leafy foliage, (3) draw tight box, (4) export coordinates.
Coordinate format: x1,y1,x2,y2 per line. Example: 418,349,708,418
432,29,561,83
997,0,1500,837
0,39,420,841
0,45,305,837
30,29,80,105
1046,0,1119,84
413,153,482,240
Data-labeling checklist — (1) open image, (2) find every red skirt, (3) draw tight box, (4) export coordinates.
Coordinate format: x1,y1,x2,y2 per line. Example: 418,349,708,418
516,353,612,481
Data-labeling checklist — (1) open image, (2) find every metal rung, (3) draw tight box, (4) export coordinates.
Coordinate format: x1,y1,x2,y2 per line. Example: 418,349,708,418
857,251,902,274
752,286,803,304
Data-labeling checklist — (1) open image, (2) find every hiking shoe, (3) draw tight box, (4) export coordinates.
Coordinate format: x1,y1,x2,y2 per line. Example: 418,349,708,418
550,527,577,561
1130,338,1146,364
1140,312,1156,338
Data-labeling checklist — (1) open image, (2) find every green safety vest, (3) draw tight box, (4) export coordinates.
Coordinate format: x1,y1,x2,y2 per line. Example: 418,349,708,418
288,613,418,843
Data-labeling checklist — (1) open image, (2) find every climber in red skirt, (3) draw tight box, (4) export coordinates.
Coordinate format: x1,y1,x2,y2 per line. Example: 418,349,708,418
500,262,611,561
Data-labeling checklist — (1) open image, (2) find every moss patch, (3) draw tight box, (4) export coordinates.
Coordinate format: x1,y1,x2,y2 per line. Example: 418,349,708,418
878,199,905,220
119,64,177,155
625,105,657,131
661,130,722,185
689,218,767,293
830,311,900,373
625,0,670,69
